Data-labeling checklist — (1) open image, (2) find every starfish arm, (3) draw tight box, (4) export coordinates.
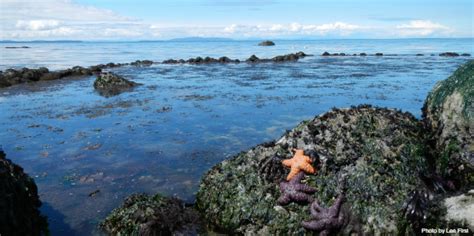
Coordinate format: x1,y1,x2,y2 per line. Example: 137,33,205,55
311,201,324,214
277,195,290,206
300,163,315,174
305,156,313,163
292,192,313,203
286,167,301,181
295,183,316,193
301,220,325,231
332,194,345,215
282,159,293,167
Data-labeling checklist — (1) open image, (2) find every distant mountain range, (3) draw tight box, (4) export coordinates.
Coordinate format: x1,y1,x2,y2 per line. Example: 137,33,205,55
0,40,83,43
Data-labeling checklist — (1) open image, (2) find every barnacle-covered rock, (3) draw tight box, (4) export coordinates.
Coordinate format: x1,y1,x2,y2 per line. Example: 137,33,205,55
196,105,428,235
93,72,141,97
0,148,48,236
444,189,474,231
100,193,202,235
422,60,474,189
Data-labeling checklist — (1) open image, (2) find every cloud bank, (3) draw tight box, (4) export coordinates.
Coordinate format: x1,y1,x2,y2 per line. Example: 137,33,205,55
0,0,460,40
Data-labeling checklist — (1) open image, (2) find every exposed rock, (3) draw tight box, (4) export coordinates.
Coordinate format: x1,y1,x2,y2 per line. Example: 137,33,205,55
462,53,472,57
359,53,367,56
196,105,428,235
0,148,48,235
5,46,30,49
416,54,424,56
100,193,203,235
258,40,276,46
246,54,260,63
439,52,460,57
322,52,331,56
422,60,474,189
375,53,383,56
93,72,141,97
130,60,154,66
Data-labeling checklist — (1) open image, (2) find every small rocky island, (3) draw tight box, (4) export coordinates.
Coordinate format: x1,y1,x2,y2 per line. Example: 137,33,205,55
93,72,141,97
258,40,276,46
101,60,473,235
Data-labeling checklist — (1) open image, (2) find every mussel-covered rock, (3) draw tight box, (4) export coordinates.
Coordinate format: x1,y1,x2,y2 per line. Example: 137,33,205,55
258,40,275,46
422,60,474,189
100,193,202,235
0,148,48,235
93,72,141,97
196,105,429,235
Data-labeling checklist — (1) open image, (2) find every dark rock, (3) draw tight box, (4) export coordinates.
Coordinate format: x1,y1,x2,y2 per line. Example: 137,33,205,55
246,54,260,63
422,60,474,189
258,40,275,46
130,60,154,66
196,105,428,234
322,52,331,56
416,54,424,56
162,59,179,64
461,53,471,57
439,52,460,57
375,53,383,56
359,53,367,56
5,46,30,49
100,193,203,235
93,72,141,97
0,148,48,235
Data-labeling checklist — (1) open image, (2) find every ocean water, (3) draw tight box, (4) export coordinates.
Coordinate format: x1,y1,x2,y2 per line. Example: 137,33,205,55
0,39,472,235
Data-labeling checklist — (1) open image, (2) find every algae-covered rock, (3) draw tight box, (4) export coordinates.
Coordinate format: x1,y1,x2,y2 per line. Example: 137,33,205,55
100,193,202,235
0,148,48,236
422,60,474,189
93,72,141,97
196,105,428,235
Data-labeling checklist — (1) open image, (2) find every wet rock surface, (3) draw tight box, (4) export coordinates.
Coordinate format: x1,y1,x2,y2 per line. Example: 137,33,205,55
422,60,473,189
93,72,141,97
0,148,48,236
100,193,203,235
258,40,275,46
0,66,97,88
196,105,429,235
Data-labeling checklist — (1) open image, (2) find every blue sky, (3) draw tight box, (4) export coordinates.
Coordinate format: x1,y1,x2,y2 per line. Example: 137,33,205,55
1,0,472,40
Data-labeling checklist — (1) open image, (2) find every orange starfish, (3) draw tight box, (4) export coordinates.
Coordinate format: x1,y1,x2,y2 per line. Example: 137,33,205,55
282,149,316,180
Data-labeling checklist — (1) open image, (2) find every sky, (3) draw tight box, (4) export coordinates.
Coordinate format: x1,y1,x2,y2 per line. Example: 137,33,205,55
0,0,472,40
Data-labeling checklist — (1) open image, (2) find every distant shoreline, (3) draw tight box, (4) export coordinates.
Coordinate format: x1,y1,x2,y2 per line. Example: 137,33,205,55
1,37,473,44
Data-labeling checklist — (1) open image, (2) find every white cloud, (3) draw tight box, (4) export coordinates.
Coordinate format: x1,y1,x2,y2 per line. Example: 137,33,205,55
16,20,60,31
222,22,364,37
396,20,451,36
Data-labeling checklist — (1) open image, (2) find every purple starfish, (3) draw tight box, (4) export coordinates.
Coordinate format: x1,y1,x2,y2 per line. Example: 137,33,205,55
301,193,346,236
277,172,316,205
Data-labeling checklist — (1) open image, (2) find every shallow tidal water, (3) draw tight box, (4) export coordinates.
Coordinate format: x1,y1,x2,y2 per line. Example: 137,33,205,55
0,39,473,235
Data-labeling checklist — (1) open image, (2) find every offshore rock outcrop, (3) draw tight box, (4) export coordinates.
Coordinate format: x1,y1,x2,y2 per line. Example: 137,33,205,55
93,72,141,97
196,105,428,235
100,193,202,235
0,148,48,236
162,51,310,64
258,40,275,46
422,60,473,189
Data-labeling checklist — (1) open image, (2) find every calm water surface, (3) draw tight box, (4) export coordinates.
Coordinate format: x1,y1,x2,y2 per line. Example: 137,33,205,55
0,39,472,235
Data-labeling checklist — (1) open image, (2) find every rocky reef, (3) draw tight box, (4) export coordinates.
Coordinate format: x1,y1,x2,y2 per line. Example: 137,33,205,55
258,40,275,46
0,66,97,88
100,193,202,235
162,51,310,64
0,148,48,236
195,60,474,234
93,72,141,97
196,105,428,235
423,60,473,190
